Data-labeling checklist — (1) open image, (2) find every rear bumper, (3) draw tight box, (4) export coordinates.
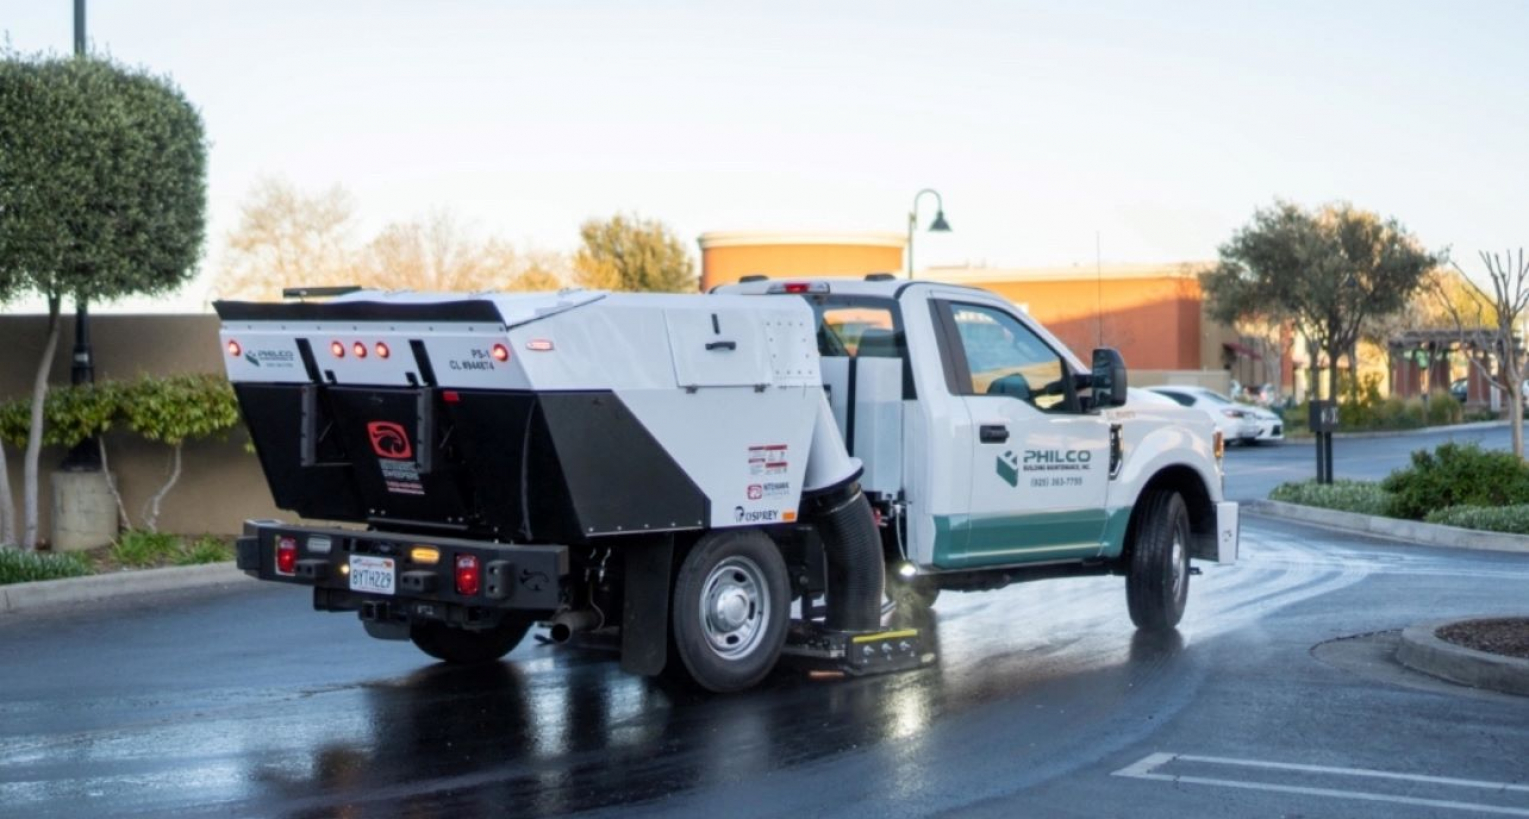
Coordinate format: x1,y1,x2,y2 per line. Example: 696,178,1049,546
236,520,569,615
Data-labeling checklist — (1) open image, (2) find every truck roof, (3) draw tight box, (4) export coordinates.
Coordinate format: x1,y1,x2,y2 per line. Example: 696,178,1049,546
712,275,992,300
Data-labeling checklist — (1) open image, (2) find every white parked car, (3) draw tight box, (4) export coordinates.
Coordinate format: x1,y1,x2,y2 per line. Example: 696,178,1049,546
1147,386,1280,444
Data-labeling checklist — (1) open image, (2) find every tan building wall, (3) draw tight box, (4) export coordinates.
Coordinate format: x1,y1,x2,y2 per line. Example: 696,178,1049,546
1,313,283,539
932,264,1213,372
698,231,905,291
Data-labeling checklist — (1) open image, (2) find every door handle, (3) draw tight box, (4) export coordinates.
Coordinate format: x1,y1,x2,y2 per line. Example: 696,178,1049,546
979,424,1009,444
705,340,737,351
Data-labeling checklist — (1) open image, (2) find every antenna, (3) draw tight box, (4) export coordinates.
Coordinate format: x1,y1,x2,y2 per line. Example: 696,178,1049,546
1096,231,1103,347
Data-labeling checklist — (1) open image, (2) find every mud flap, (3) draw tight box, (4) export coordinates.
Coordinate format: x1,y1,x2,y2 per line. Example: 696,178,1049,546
620,536,673,676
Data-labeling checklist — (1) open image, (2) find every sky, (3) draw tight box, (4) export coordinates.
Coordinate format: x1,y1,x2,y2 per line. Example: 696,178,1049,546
3,0,1527,312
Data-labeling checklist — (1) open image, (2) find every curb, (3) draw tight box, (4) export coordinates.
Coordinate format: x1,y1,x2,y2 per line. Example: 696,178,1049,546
1283,419,1509,442
1244,500,1529,554
0,562,254,616
1397,618,1529,696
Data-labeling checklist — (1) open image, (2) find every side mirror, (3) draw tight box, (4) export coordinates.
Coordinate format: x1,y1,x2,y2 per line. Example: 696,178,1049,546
1091,348,1128,409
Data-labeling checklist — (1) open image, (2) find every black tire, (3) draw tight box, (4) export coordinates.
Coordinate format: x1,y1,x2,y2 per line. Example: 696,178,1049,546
1125,490,1191,631
887,569,940,611
670,529,791,693
410,617,533,665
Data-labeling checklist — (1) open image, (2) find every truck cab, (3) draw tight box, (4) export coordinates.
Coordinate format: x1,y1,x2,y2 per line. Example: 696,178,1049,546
715,276,1238,598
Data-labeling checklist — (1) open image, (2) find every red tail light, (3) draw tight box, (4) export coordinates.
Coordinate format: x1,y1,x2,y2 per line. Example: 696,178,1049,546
276,536,298,575
330,341,345,358
455,554,481,596
491,343,510,362
375,342,391,359
226,340,242,357
783,282,810,294
353,341,367,359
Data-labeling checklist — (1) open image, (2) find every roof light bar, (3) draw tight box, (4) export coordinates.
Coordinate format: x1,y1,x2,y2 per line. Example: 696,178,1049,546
767,281,831,295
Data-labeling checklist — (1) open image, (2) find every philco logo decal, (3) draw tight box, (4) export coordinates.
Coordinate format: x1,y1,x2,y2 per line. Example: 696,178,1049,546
242,349,296,369
1024,449,1092,467
367,421,413,460
998,448,1094,486
997,451,1020,487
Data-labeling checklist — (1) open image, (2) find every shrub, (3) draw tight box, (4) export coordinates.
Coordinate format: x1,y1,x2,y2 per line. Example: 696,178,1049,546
111,530,182,568
0,547,91,585
1424,505,1529,535
1269,479,1391,515
1381,442,1529,520
1424,391,1462,427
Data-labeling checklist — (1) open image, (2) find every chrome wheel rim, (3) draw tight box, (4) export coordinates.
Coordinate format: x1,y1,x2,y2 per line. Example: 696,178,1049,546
700,556,770,660
1170,530,1187,600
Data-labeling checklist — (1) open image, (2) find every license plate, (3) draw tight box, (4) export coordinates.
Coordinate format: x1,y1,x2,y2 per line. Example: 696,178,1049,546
349,555,396,596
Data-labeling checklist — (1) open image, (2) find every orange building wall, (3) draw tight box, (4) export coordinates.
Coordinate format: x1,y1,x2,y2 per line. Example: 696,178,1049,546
979,276,1203,371
701,243,903,291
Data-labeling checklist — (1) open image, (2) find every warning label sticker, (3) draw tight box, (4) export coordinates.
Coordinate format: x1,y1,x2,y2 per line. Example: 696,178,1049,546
380,459,425,495
748,444,789,476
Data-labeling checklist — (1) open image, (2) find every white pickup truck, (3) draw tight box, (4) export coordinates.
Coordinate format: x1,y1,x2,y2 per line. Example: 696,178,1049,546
218,276,1237,692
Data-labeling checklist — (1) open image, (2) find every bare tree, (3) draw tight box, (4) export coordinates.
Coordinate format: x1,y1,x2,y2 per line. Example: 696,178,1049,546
220,178,361,300
1429,250,1529,458
361,212,571,293
220,180,571,298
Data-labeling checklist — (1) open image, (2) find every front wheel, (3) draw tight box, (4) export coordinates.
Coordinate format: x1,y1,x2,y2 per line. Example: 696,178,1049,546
410,617,533,665
670,529,790,693
1125,490,1190,631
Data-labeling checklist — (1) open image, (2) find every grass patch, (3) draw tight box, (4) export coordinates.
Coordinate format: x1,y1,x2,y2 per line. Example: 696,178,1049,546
174,536,234,566
1268,479,1391,516
106,531,235,570
111,530,183,568
1424,505,1529,536
0,548,92,585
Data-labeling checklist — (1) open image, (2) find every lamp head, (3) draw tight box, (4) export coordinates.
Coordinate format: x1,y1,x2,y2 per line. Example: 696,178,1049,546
929,210,952,232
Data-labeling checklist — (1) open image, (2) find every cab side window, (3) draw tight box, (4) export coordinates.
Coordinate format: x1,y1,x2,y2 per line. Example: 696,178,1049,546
944,302,1074,413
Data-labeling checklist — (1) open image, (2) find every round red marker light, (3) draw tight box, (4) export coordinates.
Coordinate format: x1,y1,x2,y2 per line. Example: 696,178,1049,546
491,343,510,362
353,341,367,359
226,340,242,357
330,341,345,358
375,342,391,359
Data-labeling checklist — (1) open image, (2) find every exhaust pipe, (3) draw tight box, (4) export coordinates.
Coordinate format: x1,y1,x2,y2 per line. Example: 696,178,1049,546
549,609,601,643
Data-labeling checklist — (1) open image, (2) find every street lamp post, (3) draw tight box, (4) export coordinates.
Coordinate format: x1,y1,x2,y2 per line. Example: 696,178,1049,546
64,0,101,471
906,188,951,279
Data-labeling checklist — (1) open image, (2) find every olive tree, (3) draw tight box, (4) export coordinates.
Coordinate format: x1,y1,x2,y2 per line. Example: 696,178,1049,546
1202,201,1437,402
0,51,207,548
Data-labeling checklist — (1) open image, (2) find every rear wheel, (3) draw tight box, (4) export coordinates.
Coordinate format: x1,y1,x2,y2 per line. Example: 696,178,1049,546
1126,490,1190,631
410,617,533,665
670,529,790,693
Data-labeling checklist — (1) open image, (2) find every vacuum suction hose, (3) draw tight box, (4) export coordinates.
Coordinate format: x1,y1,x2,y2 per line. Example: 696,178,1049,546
808,483,885,632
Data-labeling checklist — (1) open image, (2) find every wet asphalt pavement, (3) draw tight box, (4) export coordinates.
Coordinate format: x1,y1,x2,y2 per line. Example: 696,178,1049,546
3,508,1528,818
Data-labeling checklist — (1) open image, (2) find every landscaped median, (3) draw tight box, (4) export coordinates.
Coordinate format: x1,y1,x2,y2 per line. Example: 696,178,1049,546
1398,618,1529,697
0,532,252,615
1249,441,1529,553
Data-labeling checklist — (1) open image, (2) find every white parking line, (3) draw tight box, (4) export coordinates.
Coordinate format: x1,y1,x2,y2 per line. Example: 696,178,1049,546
1113,752,1529,817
